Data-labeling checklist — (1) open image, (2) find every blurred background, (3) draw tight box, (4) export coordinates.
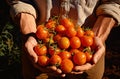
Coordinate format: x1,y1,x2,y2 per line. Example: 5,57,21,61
0,1,120,79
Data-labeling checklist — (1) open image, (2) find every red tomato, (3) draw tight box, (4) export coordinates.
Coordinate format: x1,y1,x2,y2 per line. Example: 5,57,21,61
36,25,48,40
48,46,61,56
55,25,66,34
34,44,47,56
59,17,74,28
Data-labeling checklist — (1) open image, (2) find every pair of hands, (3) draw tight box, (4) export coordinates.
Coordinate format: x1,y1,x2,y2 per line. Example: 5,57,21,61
24,35,105,77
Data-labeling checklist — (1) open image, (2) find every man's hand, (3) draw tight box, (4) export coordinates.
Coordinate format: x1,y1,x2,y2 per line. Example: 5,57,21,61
70,37,105,74
24,36,65,77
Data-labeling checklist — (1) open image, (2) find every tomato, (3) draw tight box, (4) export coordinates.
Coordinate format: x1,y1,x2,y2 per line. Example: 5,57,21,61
49,55,62,66
59,17,74,28
53,34,62,42
59,51,71,59
84,30,94,38
34,44,47,56
38,55,49,66
45,20,56,29
36,25,48,39
58,37,70,49
70,36,81,49
85,52,93,63
48,46,61,56
76,27,84,38
55,25,66,34
66,27,77,37
80,35,93,47
69,48,80,56
73,51,86,65
60,59,74,73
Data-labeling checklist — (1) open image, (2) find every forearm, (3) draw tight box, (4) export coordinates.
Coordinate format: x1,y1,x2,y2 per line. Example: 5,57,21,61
92,15,116,43
20,13,37,35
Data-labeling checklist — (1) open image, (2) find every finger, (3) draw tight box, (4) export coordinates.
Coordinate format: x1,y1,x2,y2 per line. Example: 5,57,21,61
70,71,83,74
93,37,105,64
74,63,93,71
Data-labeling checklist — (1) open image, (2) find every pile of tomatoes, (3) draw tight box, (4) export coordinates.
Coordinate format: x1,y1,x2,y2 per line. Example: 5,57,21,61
34,17,95,73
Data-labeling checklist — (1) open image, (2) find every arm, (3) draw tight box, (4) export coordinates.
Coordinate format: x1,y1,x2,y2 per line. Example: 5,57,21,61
93,15,116,43
72,15,116,73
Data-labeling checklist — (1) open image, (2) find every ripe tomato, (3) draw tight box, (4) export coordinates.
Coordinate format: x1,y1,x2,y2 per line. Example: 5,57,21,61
48,46,61,56
45,20,56,29
60,59,74,73
53,34,62,42
38,55,49,66
85,52,93,63
69,48,80,56
80,35,93,47
55,25,66,34
73,51,86,65
59,17,74,28
59,51,71,59
58,37,70,49
84,30,94,38
76,27,84,38
49,55,62,66
34,44,47,56
66,27,77,37
36,25,48,40
70,36,81,49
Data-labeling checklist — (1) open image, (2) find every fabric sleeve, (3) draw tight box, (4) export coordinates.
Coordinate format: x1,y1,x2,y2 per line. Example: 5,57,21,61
10,1,37,20
96,1,120,25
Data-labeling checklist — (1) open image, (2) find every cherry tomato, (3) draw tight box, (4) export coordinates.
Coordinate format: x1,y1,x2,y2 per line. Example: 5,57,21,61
34,44,47,56
36,25,48,40
73,51,86,65
38,55,49,66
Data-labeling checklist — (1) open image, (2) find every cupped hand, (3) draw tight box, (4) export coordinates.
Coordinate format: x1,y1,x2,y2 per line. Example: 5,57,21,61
70,37,105,74
24,36,65,77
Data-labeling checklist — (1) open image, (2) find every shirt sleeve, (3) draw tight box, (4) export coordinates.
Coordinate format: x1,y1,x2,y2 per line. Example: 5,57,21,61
96,1,120,25
9,1,37,20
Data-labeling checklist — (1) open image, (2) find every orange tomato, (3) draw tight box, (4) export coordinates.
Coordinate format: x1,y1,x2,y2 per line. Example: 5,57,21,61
66,27,77,38
70,36,81,49
45,20,56,29
38,55,49,66
53,34,62,42
58,37,70,49
36,25,48,40
49,55,62,66
85,52,93,63
84,29,94,38
60,59,74,73
55,25,66,34
76,27,84,38
34,44,47,56
73,51,86,65
48,46,61,56
80,35,93,47
59,17,74,28
69,48,80,56
59,51,71,59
